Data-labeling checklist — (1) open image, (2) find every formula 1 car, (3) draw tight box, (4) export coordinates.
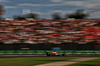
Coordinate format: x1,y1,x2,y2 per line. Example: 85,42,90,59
46,52,68,56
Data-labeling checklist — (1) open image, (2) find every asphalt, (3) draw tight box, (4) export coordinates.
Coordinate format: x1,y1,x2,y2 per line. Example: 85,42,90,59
0,54,100,58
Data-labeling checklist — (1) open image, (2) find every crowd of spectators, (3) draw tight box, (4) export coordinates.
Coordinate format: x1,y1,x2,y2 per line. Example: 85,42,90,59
0,18,100,44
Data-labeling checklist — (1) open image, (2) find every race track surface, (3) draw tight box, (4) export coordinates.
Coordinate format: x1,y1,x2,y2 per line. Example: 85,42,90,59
0,54,100,58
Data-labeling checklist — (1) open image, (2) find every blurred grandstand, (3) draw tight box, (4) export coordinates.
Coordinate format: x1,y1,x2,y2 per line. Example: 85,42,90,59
0,18,100,50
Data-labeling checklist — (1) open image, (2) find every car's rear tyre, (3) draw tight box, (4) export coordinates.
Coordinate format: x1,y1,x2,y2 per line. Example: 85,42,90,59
46,52,51,56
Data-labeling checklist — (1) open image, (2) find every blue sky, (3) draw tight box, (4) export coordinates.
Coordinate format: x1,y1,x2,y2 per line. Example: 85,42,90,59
0,0,100,18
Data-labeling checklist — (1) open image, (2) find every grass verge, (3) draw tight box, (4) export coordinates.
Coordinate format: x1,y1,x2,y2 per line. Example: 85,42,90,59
0,57,75,66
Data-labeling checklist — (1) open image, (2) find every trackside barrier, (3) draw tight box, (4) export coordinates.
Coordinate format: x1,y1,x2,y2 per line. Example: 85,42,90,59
0,50,100,54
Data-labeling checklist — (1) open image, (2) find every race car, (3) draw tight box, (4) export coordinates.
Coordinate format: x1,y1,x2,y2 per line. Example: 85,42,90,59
46,52,68,56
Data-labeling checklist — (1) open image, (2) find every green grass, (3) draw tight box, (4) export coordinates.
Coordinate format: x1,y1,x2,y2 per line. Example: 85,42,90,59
66,58,100,66
0,57,75,66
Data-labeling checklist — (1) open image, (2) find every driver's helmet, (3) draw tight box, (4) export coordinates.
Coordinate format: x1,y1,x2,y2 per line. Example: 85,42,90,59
52,51,57,54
